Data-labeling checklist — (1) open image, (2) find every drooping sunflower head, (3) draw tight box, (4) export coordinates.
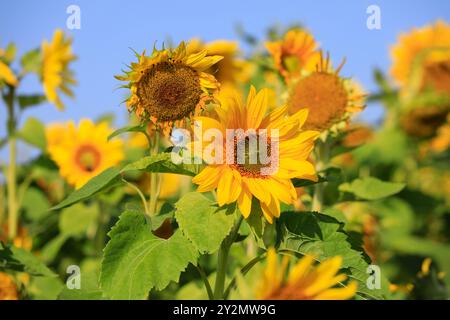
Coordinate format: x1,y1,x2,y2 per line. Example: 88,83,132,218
256,248,357,300
41,29,77,110
116,41,223,134
287,52,365,132
46,119,124,189
192,86,319,223
266,28,320,81
390,20,450,95
401,104,449,138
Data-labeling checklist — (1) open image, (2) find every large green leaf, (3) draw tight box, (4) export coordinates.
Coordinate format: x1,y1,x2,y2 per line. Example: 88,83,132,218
100,211,198,299
51,167,122,210
277,212,390,300
339,177,405,201
0,243,55,277
175,192,236,254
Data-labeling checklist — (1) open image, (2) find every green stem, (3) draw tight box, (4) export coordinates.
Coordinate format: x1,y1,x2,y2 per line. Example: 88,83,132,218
213,215,243,300
312,140,330,212
5,85,18,240
148,132,160,216
196,264,214,300
94,202,110,253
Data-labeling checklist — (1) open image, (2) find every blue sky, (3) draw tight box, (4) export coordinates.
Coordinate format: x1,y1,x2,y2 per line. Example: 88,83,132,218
1,0,450,141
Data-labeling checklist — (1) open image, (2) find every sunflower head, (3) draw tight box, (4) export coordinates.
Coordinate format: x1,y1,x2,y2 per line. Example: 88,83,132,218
390,20,450,95
266,28,320,81
192,86,319,223
41,29,77,110
287,52,365,132
116,41,223,134
46,119,124,189
187,39,250,85
401,104,449,138
257,248,357,300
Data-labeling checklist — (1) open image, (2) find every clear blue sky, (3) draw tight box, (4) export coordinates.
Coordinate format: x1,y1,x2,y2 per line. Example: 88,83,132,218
1,0,450,141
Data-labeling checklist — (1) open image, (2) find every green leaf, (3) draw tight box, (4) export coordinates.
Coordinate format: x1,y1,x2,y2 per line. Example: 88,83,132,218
40,234,69,263
59,272,105,300
18,117,46,150
121,153,196,176
50,167,122,211
339,177,405,201
28,276,64,300
100,211,198,299
18,94,47,110
22,188,50,221
53,153,197,210
277,212,390,300
3,43,17,63
0,243,55,277
175,192,236,254
59,203,99,237
20,48,41,74
292,167,341,188
108,124,148,141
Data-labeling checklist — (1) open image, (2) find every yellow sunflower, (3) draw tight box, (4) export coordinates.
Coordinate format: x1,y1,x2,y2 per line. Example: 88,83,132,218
41,29,77,110
0,272,18,300
187,39,251,85
430,113,450,152
390,20,450,94
46,119,124,189
266,28,320,81
0,48,18,86
257,248,357,300
287,52,365,132
116,41,223,134
191,86,319,223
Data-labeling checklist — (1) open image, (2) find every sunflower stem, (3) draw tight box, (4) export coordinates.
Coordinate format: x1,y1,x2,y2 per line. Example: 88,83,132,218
213,215,243,300
148,132,160,216
312,140,330,212
5,85,18,240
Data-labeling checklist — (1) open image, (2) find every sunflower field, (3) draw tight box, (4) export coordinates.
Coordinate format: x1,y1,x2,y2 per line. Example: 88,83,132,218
0,3,449,303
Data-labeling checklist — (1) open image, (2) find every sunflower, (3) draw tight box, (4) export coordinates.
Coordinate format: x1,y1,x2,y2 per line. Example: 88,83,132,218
266,29,320,81
46,119,124,189
390,20,450,94
191,86,319,223
41,29,77,110
257,248,357,300
116,41,223,134
0,48,18,86
430,113,450,152
287,52,365,132
187,39,251,86
0,272,18,300
401,105,449,138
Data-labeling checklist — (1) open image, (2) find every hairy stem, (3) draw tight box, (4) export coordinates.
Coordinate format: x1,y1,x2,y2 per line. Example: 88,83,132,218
213,215,243,300
6,85,18,240
312,140,330,212
148,132,160,216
